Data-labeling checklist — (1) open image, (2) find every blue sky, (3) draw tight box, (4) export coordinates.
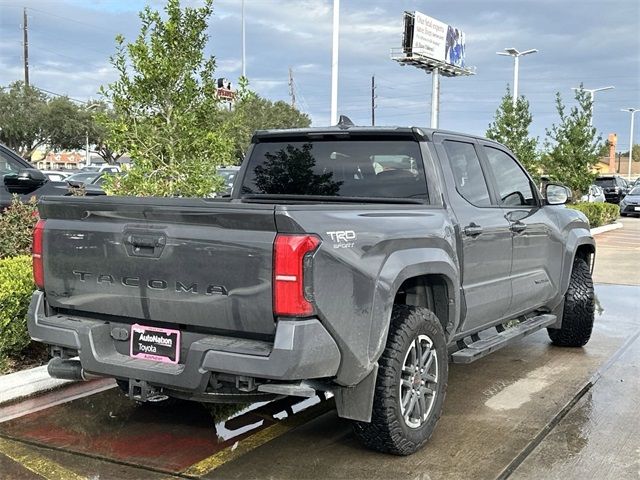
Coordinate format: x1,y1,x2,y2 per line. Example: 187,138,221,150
0,0,639,150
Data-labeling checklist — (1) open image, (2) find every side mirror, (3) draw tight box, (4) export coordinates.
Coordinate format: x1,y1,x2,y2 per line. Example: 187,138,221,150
545,183,571,205
3,168,47,194
17,168,47,183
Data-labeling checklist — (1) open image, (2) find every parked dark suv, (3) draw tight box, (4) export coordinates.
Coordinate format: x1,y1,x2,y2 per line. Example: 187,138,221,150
595,175,629,204
1,144,105,210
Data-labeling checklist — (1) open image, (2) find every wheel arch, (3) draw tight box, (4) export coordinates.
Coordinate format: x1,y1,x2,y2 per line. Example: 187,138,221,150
367,248,460,368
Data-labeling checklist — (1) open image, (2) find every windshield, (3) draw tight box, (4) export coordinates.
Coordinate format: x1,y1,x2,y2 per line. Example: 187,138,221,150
80,166,100,172
595,178,615,187
629,186,640,195
241,139,428,200
67,172,100,183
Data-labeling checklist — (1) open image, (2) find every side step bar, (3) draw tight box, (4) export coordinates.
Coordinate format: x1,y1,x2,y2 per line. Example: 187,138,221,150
451,314,557,364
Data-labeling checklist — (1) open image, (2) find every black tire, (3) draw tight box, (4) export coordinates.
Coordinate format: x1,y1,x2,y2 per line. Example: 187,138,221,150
352,305,448,455
548,257,595,347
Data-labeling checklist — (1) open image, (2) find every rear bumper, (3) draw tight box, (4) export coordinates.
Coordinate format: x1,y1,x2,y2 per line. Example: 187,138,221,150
621,204,640,214
27,291,341,393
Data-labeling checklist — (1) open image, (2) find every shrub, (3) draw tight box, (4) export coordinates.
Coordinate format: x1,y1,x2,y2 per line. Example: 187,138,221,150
0,255,34,359
0,195,38,259
567,202,619,228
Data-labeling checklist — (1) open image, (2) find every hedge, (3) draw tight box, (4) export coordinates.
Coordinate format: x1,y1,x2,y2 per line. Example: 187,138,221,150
0,255,34,361
0,195,38,259
567,202,619,228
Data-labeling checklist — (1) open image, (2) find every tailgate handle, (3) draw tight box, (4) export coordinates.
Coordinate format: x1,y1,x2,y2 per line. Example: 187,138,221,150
126,234,165,248
124,233,166,257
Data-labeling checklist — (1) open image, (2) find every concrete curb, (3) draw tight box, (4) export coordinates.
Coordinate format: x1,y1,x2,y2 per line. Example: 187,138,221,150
0,364,72,406
590,222,623,236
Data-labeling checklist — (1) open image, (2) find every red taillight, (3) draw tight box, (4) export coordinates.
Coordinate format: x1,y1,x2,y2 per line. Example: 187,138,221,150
32,219,45,290
273,234,320,317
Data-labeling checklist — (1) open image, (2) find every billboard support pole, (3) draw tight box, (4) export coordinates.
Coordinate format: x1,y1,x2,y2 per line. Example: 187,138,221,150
430,68,440,129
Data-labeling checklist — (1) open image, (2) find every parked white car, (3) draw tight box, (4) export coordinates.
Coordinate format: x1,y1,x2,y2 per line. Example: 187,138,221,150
80,165,121,173
580,184,606,203
42,170,72,182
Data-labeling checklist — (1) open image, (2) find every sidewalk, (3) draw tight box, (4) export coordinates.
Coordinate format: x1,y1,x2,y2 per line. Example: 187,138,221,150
593,216,640,285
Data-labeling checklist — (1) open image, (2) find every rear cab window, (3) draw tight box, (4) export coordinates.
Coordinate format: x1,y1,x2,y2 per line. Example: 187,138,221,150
240,138,429,201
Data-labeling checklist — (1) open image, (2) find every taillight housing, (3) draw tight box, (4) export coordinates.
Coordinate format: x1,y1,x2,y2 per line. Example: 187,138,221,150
273,234,320,317
32,219,45,290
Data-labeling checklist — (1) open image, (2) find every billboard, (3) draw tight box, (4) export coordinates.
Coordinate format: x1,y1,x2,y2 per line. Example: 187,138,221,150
402,11,466,68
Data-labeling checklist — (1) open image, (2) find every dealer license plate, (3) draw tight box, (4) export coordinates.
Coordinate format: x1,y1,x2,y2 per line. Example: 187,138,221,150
634,206,640,211
130,324,180,364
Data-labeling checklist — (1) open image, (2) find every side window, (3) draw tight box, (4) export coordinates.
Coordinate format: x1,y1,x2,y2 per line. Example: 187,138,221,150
443,140,491,207
484,147,536,207
0,150,22,176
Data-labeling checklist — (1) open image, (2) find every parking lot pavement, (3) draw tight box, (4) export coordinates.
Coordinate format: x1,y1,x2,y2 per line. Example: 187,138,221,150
511,330,640,480
0,217,637,480
593,216,640,285
207,284,639,480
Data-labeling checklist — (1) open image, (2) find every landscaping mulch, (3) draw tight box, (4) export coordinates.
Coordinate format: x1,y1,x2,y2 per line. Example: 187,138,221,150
0,343,49,375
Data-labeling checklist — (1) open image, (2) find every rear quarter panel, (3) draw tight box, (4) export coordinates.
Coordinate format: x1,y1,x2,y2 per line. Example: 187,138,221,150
276,204,459,386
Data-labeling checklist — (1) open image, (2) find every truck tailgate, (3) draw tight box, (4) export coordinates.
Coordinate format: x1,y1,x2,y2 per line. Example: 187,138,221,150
39,197,277,336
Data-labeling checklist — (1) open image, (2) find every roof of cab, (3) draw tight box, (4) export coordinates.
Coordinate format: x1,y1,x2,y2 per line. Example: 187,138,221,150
251,124,494,145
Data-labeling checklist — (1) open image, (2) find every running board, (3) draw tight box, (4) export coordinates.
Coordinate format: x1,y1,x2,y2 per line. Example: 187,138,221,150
451,314,557,364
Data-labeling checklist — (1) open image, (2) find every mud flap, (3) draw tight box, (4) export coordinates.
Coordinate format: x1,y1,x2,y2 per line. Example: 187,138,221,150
333,364,378,422
548,297,565,329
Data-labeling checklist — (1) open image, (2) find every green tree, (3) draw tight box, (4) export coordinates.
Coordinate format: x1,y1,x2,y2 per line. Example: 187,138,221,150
542,87,601,195
597,139,611,157
621,144,640,160
486,86,539,176
45,96,93,152
219,93,311,161
85,102,124,165
99,0,234,197
0,82,48,159
0,82,104,160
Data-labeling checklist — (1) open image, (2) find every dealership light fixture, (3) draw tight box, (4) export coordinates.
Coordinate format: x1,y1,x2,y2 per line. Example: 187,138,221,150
571,85,614,125
496,48,538,106
621,108,639,180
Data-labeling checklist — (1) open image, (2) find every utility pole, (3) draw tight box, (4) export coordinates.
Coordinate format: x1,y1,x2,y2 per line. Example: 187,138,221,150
371,75,376,126
288,67,296,108
23,7,29,86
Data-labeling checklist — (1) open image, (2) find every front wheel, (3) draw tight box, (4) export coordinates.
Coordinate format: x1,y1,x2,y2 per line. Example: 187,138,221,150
548,257,595,347
352,305,448,455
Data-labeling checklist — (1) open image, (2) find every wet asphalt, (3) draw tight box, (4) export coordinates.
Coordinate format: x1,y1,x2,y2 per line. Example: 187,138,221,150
0,217,638,480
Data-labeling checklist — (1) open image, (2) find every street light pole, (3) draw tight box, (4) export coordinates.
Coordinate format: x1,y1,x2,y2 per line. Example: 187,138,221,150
85,103,101,167
572,86,614,126
622,108,639,180
330,0,339,125
241,0,246,78
496,48,538,106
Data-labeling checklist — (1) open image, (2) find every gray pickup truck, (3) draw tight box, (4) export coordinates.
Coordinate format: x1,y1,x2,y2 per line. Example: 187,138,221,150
28,124,595,455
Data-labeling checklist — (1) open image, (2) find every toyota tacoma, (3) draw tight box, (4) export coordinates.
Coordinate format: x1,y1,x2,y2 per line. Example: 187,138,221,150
28,122,595,455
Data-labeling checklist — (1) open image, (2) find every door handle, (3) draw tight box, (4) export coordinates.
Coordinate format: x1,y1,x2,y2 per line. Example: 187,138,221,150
463,223,483,237
510,222,527,233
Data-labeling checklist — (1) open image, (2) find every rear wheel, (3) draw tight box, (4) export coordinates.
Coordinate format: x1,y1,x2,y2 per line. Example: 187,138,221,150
548,257,595,347
352,305,448,455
